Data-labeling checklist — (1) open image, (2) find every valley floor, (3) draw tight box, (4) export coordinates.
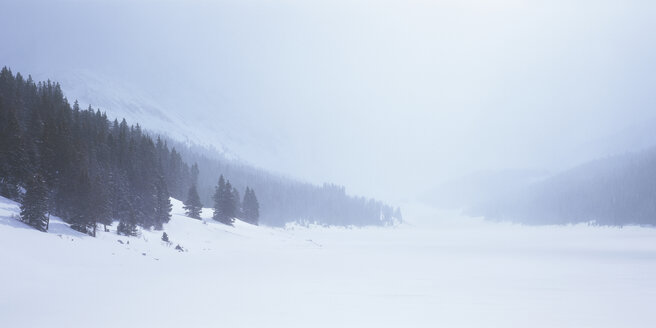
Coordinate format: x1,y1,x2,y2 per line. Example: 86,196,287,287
1,197,655,327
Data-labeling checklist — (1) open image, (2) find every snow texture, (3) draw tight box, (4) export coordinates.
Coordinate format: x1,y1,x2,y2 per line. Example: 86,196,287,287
1,196,655,327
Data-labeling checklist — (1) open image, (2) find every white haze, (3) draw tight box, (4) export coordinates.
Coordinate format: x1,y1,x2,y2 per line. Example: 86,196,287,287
2,0,656,202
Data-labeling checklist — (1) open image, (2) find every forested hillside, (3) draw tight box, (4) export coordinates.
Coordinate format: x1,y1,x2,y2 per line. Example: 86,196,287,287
467,147,656,226
0,67,401,232
165,140,402,226
0,67,181,234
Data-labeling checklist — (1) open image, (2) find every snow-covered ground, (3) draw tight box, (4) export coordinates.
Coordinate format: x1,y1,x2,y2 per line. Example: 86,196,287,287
1,196,655,328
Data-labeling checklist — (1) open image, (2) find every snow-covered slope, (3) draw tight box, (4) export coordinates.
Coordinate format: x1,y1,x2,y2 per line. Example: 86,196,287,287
26,68,232,155
2,196,656,327
0,196,304,264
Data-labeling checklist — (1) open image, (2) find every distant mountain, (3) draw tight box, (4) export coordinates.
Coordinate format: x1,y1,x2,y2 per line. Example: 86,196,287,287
468,147,656,226
566,117,656,168
423,115,656,226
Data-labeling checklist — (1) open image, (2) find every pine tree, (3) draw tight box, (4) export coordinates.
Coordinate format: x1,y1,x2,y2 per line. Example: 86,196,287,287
69,170,96,236
190,163,199,186
242,187,260,225
212,175,236,225
222,181,236,225
0,109,28,200
20,174,49,231
117,209,138,237
232,187,242,219
153,176,172,230
109,171,131,225
92,175,113,233
184,184,203,219
212,175,226,222
161,232,169,242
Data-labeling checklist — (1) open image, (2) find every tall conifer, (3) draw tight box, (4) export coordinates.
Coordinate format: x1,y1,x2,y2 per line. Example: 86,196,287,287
20,174,49,231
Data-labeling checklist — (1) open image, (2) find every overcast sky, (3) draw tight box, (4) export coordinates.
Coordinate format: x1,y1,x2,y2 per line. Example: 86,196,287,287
2,0,656,202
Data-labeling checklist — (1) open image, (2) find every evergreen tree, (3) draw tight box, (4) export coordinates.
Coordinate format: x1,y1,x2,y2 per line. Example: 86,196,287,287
92,175,112,233
190,163,199,185
232,187,242,218
117,209,138,237
0,109,27,200
68,170,96,236
242,187,260,225
153,175,172,230
212,175,235,225
222,181,236,225
20,174,49,231
184,184,203,219
212,175,226,222
161,232,169,242
109,170,131,226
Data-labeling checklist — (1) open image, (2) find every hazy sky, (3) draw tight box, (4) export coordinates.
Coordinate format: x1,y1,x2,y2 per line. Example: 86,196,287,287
2,0,656,202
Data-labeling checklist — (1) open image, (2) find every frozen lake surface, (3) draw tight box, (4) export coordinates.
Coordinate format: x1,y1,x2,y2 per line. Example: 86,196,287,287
1,197,655,328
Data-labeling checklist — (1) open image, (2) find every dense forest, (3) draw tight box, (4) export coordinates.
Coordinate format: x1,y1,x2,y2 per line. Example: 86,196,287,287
0,67,402,233
0,68,174,234
0,67,261,234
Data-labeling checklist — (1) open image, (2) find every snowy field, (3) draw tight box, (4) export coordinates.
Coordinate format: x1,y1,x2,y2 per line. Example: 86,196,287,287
1,196,656,328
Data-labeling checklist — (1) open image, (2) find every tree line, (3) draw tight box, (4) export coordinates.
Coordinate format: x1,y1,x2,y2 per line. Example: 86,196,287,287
183,170,260,225
0,67,260,234
165,139,403,227
1,67,397,231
